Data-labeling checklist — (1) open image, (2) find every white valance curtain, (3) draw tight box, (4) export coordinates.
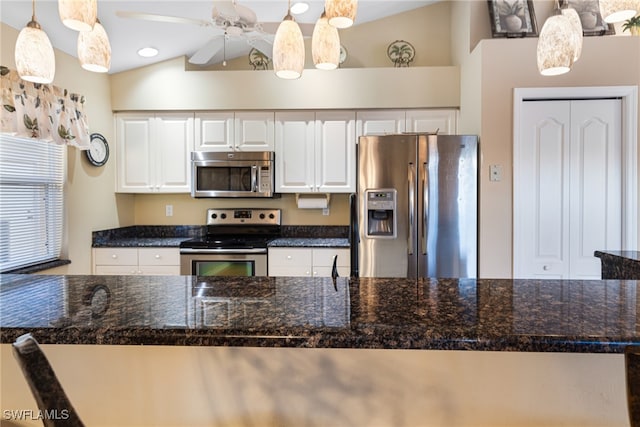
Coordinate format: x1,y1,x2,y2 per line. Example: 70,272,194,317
0,66,91,149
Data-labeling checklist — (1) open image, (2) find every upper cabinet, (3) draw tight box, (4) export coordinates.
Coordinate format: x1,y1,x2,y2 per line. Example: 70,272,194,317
357,109,457,137
116,113,194,193
195,111,274,152
275,111,356,193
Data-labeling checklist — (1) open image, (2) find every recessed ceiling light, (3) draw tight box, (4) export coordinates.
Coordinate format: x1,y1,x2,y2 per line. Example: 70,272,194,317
137,47,158,58
290,2,309,14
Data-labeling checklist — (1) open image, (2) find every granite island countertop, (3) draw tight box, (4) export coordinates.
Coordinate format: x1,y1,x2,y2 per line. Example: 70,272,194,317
2,274,639,353
595,250,640,279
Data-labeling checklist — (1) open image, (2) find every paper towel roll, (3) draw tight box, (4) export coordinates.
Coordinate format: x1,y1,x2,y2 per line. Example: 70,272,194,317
296,196,328,209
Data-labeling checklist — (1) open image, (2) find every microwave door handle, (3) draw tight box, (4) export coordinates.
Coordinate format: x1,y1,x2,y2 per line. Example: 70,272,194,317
251,165,258,192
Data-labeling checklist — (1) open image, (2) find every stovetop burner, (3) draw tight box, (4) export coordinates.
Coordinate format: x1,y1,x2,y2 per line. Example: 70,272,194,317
180,208,281,252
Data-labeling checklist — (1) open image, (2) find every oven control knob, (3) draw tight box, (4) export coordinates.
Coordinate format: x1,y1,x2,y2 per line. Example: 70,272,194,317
211,213,217,219
259,213,265,219
221,213,227,219
269,213,275,219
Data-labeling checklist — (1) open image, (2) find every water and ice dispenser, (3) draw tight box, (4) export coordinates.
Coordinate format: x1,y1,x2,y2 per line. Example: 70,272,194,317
365,189,397,238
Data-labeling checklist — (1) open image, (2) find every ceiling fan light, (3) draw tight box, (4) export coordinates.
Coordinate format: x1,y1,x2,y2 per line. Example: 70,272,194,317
312,12,340,70
537,14,576,76
273,14,305,79
599,0,639,23
325,0,357,29
58,0,97,32
561,7,583,62
15,20,55,84
78,19,111,73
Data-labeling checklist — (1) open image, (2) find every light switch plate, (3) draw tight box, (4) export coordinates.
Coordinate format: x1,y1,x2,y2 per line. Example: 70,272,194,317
490,165,502,182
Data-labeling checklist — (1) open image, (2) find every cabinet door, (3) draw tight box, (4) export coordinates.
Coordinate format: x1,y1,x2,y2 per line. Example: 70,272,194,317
195,112,234,151
116,114,154,193
138,248,180,266
315,111,356,193
275,112,316,193
406,109,457,135
155,114,194,193
312,248,350,277
268,248,313,276
356,110,405,137
235,112,275,151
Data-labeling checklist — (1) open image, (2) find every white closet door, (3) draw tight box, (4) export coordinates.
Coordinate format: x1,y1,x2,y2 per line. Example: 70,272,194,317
568,100,622,278
515,101,571,279
515,99,622,279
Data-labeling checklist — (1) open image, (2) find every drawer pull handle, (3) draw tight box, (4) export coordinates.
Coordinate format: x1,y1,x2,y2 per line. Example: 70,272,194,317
155,254,161,259
287,255,292,260
111,254,117,259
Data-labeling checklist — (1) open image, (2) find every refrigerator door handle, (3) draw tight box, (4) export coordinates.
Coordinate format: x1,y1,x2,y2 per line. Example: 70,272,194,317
408,162,416,255
422,162,428,255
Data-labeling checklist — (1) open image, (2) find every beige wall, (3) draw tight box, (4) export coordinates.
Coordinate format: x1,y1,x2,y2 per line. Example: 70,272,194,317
478,35,640,278
1,23,134,274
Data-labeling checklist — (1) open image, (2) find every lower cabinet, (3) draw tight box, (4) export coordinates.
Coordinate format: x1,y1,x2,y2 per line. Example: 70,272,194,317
93,248,180,275
268,247,350,277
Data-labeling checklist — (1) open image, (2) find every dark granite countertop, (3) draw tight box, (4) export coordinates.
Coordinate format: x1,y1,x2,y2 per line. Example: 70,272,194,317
2,274,639,353
594,250,640,279
267,238,350,248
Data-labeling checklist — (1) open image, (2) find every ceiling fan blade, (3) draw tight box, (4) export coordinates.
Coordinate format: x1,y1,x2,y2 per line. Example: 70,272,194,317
116,10,210,27
212,0,240,21
189,36,225,65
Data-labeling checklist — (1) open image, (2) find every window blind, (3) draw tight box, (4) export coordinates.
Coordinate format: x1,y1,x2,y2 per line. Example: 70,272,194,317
0,135,64,272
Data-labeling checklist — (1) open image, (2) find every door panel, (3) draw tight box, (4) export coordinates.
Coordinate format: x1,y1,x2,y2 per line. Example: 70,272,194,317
515,99,622,279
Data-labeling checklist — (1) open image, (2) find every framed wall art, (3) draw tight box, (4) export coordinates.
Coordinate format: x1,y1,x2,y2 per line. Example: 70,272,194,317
487,0,538,38
559,0,615,36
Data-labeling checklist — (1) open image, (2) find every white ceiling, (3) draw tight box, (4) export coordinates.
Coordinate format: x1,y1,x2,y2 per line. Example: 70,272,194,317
1,0,437,73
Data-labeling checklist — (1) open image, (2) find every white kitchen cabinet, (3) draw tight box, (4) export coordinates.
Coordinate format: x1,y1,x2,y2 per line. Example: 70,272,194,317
93,247,180,275
356,110,406,136
268,247,350,277
275,111,356,193
116,113,194,193
405,109,457,135
194,111,274,152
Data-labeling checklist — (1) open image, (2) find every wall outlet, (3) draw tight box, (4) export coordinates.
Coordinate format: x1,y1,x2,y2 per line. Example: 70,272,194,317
165,205,173,217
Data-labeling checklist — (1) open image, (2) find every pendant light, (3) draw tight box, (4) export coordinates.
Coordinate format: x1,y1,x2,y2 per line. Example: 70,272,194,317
58,0,97,32
599,0,638,23
15,0,55,84
537,1,578,76
78,19,111,73
325,0,357,29
312,11,340,70
273,0,305,79
560,6,583,62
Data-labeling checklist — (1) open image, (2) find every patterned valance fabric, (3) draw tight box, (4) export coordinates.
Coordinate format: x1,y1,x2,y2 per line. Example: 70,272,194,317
0,66,90,149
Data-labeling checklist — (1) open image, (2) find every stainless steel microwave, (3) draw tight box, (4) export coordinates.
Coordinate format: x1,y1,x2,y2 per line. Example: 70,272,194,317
191,151,275,198
191,151,275,197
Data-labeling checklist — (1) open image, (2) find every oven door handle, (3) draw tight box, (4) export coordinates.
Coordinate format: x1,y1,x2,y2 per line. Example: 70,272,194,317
180,248,268,254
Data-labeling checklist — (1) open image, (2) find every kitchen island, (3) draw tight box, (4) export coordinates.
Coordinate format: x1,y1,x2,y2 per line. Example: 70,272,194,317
1,274,636,426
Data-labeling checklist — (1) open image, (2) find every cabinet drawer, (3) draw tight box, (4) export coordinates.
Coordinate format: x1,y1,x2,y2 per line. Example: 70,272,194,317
268,265,312,277
313,266,351,277
138,248,180,266
94,248,139,266
138,265,181,275
312,248,350,267
95,265,139,275
268,248,312,266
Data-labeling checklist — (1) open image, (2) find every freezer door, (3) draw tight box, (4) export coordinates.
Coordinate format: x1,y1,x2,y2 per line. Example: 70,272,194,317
358,135,418,277
419,134,477,278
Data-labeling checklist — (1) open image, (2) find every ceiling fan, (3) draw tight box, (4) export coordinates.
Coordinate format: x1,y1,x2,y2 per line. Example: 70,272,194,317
116,0,313,66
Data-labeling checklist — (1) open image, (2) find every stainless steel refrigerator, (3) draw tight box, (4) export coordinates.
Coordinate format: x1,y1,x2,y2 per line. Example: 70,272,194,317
350,134,478,278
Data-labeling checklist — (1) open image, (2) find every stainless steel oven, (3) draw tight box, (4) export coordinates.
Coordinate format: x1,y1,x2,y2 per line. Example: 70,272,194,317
191,151,275,198
179,208,281,277
180,251,267,276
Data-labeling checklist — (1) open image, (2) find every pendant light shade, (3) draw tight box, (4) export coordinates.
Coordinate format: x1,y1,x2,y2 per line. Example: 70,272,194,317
561,7,583,62
599,0,638,23
58,0,97,31
15,2,55,84
537,12,577,76
78,19,111,73
325,0,357,29
273,12,305,79
312,12,340,70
